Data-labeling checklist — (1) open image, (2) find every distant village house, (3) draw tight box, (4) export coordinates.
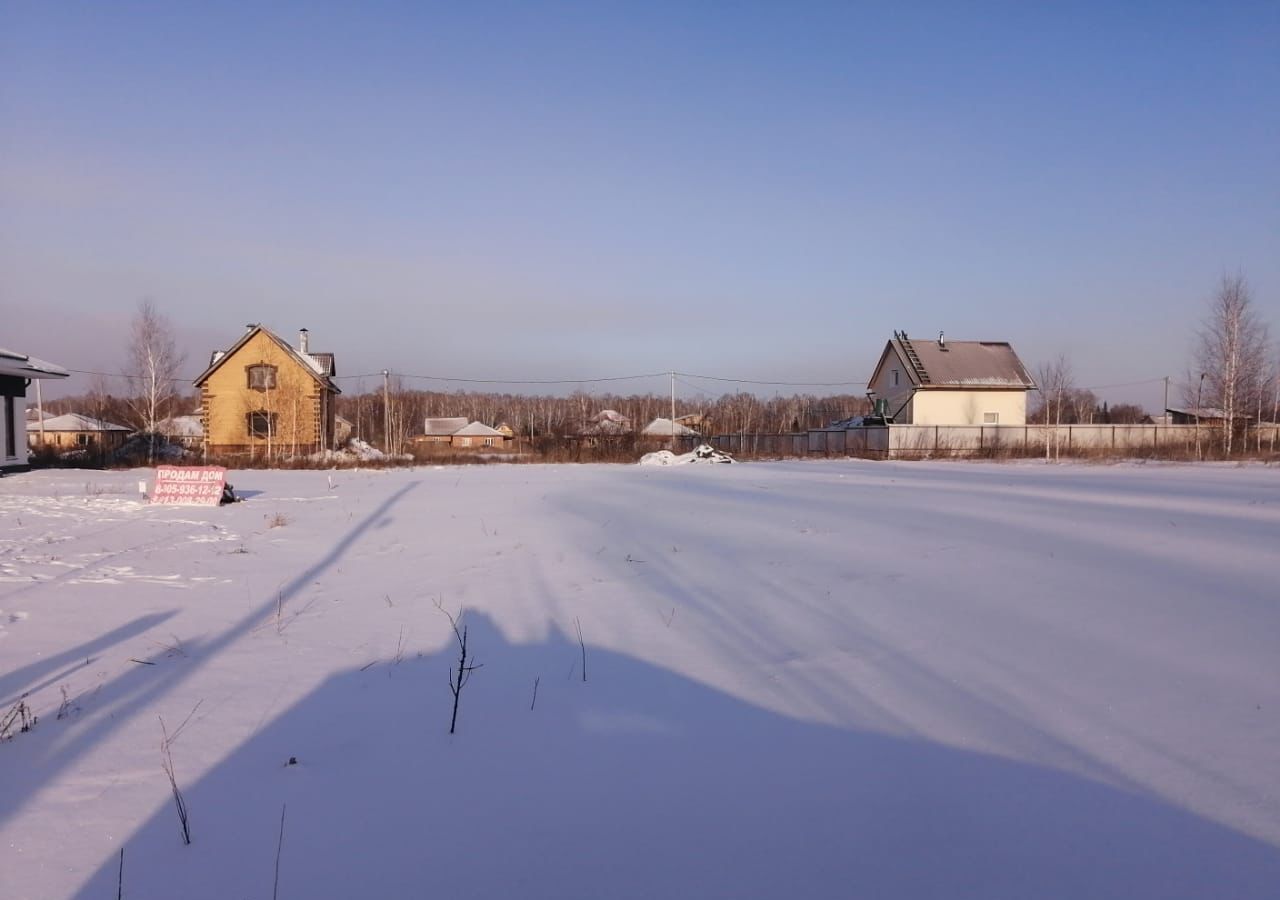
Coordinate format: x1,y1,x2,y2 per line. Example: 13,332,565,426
414,417,512,450
27,413,131,453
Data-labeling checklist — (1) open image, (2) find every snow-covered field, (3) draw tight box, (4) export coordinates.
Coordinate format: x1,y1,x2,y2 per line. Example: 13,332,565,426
1,460,1278,899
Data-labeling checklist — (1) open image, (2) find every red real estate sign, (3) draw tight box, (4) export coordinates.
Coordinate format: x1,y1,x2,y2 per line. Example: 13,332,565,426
151,465,226,506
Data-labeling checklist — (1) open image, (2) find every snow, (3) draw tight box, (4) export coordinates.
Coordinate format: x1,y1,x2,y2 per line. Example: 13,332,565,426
157,416,203,439
641,417,697,437
1,460,1278,899
639,443,736,465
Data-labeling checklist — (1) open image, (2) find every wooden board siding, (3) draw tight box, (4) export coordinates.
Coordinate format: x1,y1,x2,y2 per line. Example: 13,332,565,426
200,330,331,456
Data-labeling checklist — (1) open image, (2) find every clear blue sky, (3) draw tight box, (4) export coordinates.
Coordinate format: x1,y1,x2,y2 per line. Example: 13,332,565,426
3,2,1276,408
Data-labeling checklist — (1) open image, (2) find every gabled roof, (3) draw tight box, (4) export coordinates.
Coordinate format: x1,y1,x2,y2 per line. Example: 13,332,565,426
580,409,632,436
641,417,698,437
156,415,204,437
309,353,336,377
871,334,1036,390
424,417,469,436
0,348,69,380
454,422,504,437
193,325,340,393
1165,406,1249,421
38,413,131,432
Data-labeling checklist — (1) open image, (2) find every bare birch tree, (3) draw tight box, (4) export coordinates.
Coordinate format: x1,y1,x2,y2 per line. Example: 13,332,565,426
125,300,186,463
1034,355,1074,459
1190,274,1271,456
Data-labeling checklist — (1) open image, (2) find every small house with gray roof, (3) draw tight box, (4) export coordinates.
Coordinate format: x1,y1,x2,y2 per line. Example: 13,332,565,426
413,417,511,450
867,332,1037,426
28,413,132,453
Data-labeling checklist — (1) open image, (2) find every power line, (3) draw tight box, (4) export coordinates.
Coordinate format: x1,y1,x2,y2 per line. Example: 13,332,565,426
66,368,203,382
58,366,1177,396
676,371,869,388
1074,376,1168,392
378,371,670,386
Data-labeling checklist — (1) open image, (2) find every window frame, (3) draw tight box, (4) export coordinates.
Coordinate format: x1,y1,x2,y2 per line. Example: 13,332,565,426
983,412,999,425
246,364,278,392
3,395,15,459
247,411,278,438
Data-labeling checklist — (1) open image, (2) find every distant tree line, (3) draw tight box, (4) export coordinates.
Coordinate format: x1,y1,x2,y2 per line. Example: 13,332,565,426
338,385,871,454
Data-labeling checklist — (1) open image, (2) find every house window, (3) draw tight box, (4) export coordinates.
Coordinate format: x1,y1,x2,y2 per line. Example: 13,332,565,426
983,412,999,424
3,395,14,458
247,365,278,391
247,411,277,438
483,437,494,447
892,369,899,386
77,433,91,446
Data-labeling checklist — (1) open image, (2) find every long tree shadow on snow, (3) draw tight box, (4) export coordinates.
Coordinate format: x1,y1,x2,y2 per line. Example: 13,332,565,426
0,481,421,829
0,611,178,709
74,613,1280,900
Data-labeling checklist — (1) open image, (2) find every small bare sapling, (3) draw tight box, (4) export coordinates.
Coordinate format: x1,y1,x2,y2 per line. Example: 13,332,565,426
436,600,482,734
0,695,37,740
575,617,588,683
159,717,192,845
273,803,287,900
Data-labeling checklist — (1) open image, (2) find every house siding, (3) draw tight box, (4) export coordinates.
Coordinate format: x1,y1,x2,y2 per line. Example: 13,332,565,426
911,391,1028,426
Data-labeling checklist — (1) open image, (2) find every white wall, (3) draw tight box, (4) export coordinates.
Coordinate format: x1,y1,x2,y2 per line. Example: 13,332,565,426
911,391,1028,426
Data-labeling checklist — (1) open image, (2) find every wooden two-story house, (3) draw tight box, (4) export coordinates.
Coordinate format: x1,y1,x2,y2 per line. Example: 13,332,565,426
195,325,339,459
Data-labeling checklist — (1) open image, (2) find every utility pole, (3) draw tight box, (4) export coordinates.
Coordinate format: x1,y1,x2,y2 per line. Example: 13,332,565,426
35,379,46,447
1163,376,1169,423
382,369,391,455
670,371,676,451
1196,372,1206,460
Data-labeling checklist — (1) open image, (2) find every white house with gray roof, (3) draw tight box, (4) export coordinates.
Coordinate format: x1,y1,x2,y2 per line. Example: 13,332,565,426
867,332,1037,426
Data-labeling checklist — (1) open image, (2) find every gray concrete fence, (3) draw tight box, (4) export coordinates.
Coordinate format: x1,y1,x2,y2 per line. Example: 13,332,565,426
711,424,1280,459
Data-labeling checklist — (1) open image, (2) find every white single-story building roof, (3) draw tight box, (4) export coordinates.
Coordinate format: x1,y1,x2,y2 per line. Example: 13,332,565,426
453,421,504,437
641,417,698,437
38,413,131,433
423,417,470,436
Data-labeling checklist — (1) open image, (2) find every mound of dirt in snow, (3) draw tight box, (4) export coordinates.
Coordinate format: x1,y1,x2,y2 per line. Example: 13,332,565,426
639,444,735,466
